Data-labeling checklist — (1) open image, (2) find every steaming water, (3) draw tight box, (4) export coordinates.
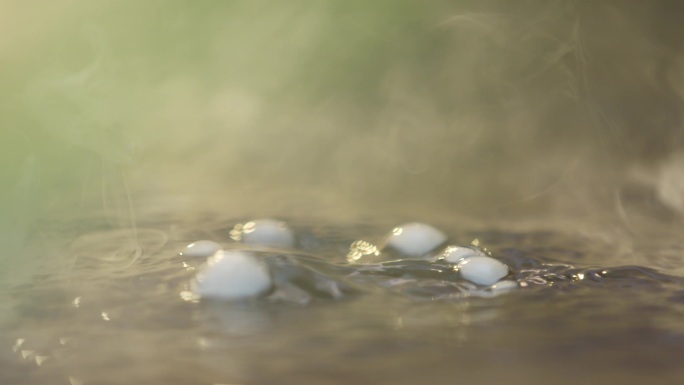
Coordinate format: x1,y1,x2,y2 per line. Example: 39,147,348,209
3,216,684,385
4,1,684,384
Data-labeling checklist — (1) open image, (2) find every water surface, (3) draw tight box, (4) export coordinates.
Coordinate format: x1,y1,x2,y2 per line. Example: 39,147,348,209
4,216,684,385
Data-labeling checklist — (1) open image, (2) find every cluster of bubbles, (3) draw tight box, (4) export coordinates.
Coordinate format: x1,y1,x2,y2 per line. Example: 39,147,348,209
181,220,516,302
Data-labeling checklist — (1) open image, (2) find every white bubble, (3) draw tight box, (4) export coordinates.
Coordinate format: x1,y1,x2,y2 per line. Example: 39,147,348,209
458,256,509,286
232,219,295,249
180,240,222,258
384,222,447,257
193,250,272,300
441,245,486,263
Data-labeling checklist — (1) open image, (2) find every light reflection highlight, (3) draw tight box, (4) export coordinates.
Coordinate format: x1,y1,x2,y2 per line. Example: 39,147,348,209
182,261,195,271
229,223,244,241
35,355,50,366
347,240,380,262
180,290,200,302
242,221,256,234
12,338,25,352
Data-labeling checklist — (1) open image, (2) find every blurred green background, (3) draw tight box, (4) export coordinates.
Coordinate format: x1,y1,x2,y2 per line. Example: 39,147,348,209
2,0,684,257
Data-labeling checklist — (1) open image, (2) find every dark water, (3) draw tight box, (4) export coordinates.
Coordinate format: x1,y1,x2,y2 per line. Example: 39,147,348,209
4,217,684,385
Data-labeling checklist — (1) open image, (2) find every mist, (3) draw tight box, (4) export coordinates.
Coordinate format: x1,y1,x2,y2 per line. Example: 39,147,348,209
2,0,684,267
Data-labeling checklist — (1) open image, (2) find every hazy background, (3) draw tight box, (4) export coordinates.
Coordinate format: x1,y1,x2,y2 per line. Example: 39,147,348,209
2,0,684,265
